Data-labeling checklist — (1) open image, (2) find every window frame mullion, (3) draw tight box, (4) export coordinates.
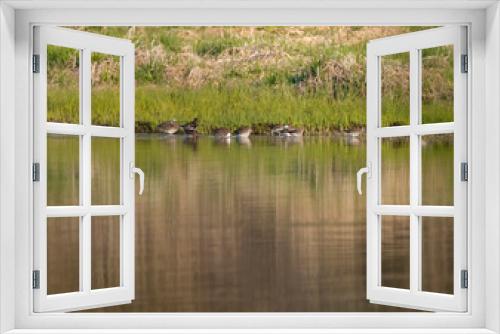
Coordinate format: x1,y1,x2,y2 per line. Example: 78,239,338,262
409,46,420,295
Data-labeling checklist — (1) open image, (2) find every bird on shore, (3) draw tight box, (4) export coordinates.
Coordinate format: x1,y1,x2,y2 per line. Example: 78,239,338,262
271,124,287,136
284,127,305,137
234,126,252,137
346,129,360,138
157,118,179,134
181,117,199,136
282,125,295,136
214,127,231,137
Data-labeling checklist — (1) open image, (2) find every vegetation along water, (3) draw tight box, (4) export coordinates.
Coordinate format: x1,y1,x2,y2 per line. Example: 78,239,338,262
47,26,453,133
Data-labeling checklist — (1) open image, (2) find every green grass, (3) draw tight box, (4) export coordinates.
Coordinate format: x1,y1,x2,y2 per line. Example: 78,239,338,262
159,34,184,53
47,27,454,132
47,88,79,124
48,44,79,69
136,62,166,84
47,85,453,133
195,36,243,57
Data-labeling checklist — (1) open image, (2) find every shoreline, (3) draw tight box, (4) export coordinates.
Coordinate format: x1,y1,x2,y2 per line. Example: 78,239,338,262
135,121,367,136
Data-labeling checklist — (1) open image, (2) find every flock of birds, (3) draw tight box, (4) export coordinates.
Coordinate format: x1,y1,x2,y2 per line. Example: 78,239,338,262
156,118,306,137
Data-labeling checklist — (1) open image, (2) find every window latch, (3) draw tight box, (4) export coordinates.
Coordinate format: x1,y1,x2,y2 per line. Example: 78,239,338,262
357,162,372,195
129,162,144,195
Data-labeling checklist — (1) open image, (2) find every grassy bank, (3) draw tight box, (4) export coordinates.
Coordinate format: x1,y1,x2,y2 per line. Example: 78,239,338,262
47,26,453,133
48,85,453,133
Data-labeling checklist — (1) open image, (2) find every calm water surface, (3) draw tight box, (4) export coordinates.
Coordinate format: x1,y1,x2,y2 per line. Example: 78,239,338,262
46,134,454,312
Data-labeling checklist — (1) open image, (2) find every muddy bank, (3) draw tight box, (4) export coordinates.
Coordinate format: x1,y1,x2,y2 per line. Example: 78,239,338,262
135,121,367,136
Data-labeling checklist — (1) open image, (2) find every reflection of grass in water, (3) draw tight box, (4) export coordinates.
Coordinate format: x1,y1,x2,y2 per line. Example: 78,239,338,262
47,135,80,206
138,136,366,177
47,87,454,132
72,133,453,312
135,136,370,230
47,134,454,228
380,135,454,206
47,135,123,206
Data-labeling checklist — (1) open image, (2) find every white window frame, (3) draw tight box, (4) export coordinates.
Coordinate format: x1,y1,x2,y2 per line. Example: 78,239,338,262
33,26,136,313
366,26,467,312
2,1,498,333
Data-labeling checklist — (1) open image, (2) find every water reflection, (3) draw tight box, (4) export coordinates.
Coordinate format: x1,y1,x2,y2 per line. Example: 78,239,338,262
183,136,199,151
45,134,453,312
214,137,231,147
236,136,252,147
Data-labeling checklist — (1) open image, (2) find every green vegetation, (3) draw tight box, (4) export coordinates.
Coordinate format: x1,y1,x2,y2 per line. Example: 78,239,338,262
47,26,454,133
47,44,79,69
159,34,183,53
195,36,243,56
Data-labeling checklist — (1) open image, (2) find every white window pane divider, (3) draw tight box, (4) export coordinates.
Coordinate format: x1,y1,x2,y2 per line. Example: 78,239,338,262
371,205,454,217
47,123,130,138
81,41,93,298
46,205,130,217
409,45,420,297
372,122,454,138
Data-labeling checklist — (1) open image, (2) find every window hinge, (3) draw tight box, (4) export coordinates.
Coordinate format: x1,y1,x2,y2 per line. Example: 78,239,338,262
461,270,468,289
33,163,40,182
461,54,468,73
33,270,40,289
33,54,40,73
461,162,468,182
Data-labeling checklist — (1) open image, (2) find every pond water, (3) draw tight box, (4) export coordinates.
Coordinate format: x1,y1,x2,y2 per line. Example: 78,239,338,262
46,134,454,312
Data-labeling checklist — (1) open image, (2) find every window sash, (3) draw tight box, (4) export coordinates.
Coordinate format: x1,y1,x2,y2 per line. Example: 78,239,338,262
366,26,468,312
33,26,136,313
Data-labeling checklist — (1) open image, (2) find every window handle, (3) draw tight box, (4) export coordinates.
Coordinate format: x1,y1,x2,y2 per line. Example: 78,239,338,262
357,162,372,195
129,162,145,195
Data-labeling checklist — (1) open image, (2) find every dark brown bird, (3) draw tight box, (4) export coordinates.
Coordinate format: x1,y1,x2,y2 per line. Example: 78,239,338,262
181,118,199,136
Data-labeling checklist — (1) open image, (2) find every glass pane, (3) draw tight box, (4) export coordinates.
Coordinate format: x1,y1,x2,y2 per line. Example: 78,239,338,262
47,45,80,124
91,137,121,206
421,45,454,124
47,217,80,295
421,134,454,206
421,217,454,294
381,137,410,205
381,52,410,127
91,216,120,290
381,215,410,290
47,134,80,206
91,52,121,127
